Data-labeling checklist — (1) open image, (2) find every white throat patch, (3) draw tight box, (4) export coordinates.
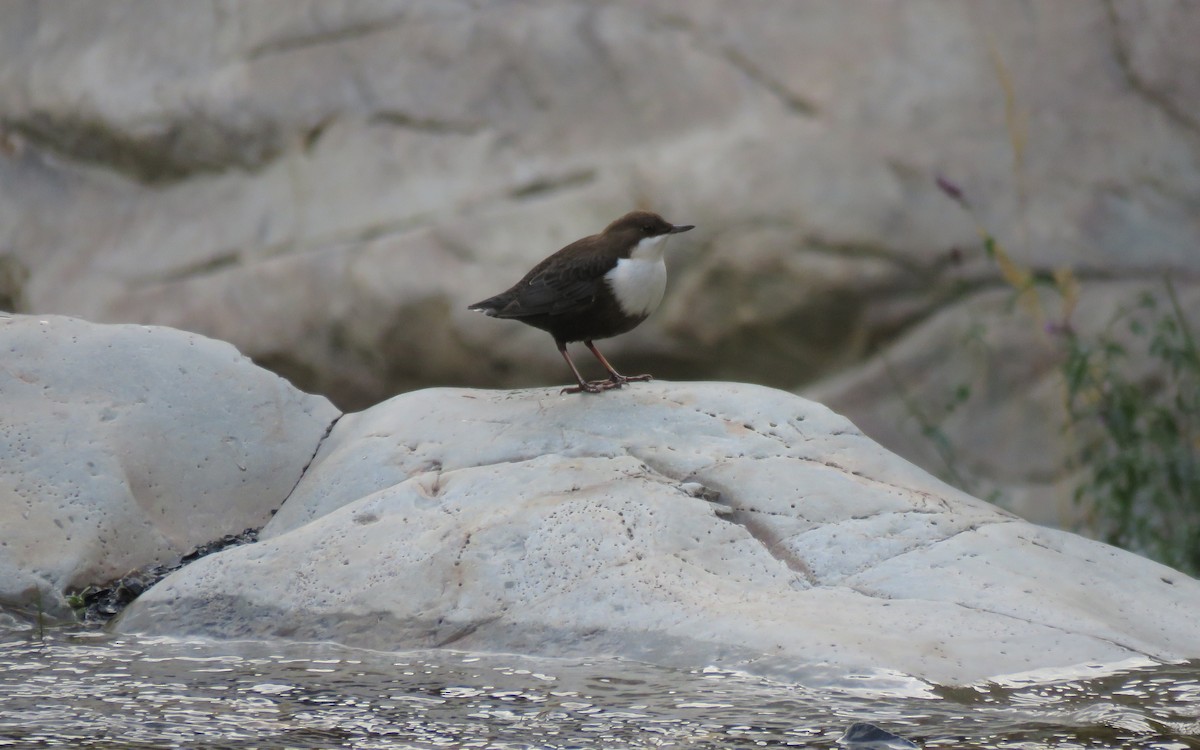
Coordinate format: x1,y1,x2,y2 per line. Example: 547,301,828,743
605,235,670,317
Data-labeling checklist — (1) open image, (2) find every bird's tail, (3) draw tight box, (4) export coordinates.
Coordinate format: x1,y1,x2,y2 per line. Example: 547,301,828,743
467,296,503,316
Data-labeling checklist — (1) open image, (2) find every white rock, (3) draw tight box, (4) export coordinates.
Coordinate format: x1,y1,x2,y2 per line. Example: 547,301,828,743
0,315,340,616
116,381,1200,685
807,281,1200,527
4,1,1199,533
3,2,1199,414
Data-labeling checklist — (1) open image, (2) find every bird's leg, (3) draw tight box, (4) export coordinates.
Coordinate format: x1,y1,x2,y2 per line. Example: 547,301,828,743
557,340,604,394
584,340,651,388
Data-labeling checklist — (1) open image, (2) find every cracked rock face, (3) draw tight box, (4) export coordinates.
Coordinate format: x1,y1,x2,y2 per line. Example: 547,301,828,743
0,315,341,617
2,2,1199,547
116,381,1200,686
3,1,1199,404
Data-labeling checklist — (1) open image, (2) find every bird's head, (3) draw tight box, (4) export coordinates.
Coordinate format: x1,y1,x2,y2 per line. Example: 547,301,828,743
604,211,694,260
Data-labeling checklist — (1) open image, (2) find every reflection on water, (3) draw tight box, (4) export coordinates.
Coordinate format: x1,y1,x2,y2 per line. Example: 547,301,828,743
0,631,1197,749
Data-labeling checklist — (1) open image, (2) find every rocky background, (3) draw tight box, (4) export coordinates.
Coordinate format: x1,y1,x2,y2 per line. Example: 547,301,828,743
1,1,1197,526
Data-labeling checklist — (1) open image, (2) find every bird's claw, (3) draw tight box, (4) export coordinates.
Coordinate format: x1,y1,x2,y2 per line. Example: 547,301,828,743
560,382,605,394
560,374,653,395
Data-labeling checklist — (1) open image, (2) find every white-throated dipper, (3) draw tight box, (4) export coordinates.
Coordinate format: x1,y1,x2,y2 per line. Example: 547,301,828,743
469,210,694,393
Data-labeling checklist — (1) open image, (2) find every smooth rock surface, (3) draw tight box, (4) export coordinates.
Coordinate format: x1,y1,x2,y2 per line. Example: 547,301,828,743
3,1,1198,400
3,1,1199,527
808,280,1200,528
0,314,340,616
117,382,1200,686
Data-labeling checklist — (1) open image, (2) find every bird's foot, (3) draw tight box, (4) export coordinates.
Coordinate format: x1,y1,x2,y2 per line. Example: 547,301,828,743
591,378,627,390
560,378,631,394
614,373,653,384
560,381,607,394
600,373,652,388
559,374,652,394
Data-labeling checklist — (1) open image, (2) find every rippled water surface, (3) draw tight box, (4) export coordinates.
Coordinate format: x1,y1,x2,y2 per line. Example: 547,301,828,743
1,632,1198,748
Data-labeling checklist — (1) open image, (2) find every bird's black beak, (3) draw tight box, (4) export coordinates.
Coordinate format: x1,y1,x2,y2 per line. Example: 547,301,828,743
668,224,695,234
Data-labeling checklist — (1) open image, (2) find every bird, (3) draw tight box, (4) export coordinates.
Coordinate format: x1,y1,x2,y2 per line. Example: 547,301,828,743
469,210,694,393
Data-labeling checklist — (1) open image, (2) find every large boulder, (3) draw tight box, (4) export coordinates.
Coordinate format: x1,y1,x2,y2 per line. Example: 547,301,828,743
3,2,1199,395
2,1,1198,525
0,314,340,617
116,381,1200,686
809,281,1200,527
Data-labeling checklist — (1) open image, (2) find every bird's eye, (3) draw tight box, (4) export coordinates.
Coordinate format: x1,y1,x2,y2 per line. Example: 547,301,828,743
642,225,652,232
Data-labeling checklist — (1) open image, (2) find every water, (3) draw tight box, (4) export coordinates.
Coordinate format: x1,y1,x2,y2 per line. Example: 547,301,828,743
1,631,1198,749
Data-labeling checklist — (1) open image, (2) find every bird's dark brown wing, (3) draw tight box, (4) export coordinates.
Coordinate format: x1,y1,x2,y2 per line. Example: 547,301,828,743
478,237,615,319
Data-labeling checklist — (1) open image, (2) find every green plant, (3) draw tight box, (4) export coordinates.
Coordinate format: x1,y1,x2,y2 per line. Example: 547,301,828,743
1061,281,1200,573
935,175,1200,574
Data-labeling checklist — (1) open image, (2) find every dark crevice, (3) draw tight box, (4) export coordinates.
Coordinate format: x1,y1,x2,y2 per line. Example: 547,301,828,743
432,615,502,648
814,519,1015,584
287,412,345,503
509,168,597,200
244,14,413,61
68,528,260,625
125,212,440,292
3,111,283,185
716,507,818,583
145,251,243,285
630,450,816,585
0,254,29,313
1103,0,1200,137
802,233,935,277
647,11,818,117
868,265,1200,370
301,117,335,152
369,110,482,135
714,43,818,116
